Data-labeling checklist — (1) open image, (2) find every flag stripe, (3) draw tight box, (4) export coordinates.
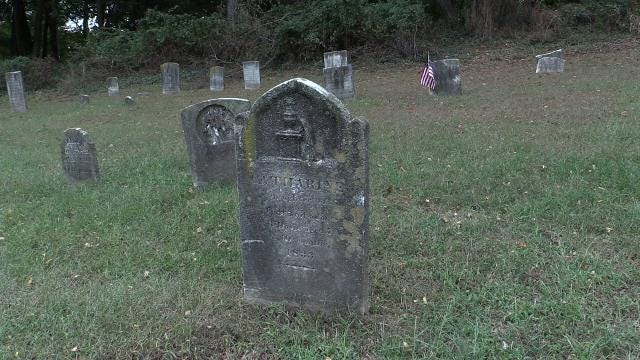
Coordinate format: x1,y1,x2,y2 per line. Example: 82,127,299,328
420,62,436,90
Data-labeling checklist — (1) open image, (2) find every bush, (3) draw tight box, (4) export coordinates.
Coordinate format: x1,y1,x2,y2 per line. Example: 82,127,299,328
0,56,60,91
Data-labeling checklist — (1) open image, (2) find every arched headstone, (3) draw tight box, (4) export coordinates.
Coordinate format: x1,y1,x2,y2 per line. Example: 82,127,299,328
181,98,250,187
61,128,100,184
235,78,370,314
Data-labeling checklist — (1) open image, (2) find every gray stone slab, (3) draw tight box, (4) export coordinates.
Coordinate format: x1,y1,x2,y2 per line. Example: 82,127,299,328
323,65,355,100
61,128,100,184
5,71,27,112
106,77,119,96
323,50,349,68
161,62,180,94
181,98,251,187
536,57,565,74
210,66,224,91
430,59,462,96
235,78,370,314
79,94,90,105
242,61,260,90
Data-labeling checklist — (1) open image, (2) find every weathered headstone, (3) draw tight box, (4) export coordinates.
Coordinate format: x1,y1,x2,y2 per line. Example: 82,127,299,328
242,61,260,90
61,128,100,184
124,96,135,105
535,49,565,74
106,77,119,96
235,78,370,314
5,71,27,112
161,62,180,94
79,94,90,105
430,59,462,95
323,50,348,68
323,50,355,100
181,98,250,187
209,66,224,91
323,65,355,100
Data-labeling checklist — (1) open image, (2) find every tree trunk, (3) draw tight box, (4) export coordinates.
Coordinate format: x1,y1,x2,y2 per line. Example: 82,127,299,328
96,0,106,27
9,0,33,56
434,0,458,24
47,0,59,60
83,0,90,36
227,0,238,21
33,0,44,57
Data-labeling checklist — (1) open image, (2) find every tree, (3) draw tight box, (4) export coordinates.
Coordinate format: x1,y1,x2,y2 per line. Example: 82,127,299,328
9,0,32,56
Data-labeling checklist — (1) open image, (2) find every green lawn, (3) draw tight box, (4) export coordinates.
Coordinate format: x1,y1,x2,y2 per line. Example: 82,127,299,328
1,44,639,359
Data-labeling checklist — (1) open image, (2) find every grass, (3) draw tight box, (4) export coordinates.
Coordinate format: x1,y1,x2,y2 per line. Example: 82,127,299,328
1,40,639,359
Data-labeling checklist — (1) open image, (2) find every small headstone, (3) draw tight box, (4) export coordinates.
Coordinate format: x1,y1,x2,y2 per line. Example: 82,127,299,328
535,50,565,74
181,98,251,187
209,66,224,91
323,65,355,100
61,128,100,184
242,61,260,90
161,62,180,94
235,78,370,314
5,71,27,112
79,94,90,105
124,96,135,105
106,77,119,96
430,59,462,95
323,50,348,68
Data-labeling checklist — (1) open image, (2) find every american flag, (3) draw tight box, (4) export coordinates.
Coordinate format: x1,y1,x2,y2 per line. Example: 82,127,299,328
420,60,436,90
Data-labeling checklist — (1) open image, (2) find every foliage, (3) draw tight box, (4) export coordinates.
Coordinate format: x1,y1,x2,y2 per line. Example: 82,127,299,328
0,56,60,90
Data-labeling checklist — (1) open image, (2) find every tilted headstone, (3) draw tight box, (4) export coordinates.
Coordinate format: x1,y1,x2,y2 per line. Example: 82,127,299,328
323,50,355,100
430,59,462,95
535,49,565,74
161,62,180,94
124,96,135,105
5,71,27,112
79,94,90,105
106,77,119,96
181,98,250,187
242,61,260,90
323,50,348,68
209,66,224,91
61,128,100,184
235,78,370,314
323,65,355,100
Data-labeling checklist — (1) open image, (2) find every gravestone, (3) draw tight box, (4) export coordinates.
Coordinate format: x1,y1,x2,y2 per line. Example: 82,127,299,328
323,50,348,68
124,96,135,105
209,66,224,91
106,77,119,96
323,65,355,100
323,50,355,100
242,61,260,90
430,59,462,95
61,128,100,184
235,78,370,314
181,98,250,187
79,94,90,104
535,49,565,74
5,71,27,112
161,62,180,94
